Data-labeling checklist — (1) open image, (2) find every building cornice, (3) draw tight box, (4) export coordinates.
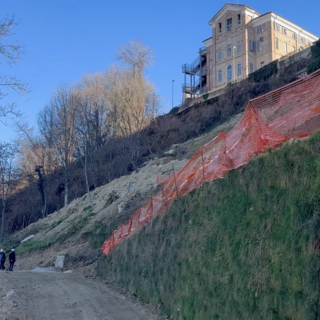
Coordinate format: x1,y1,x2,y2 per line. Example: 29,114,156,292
203,37,213,47
250,12,318,41
208,3,261,26
269,12,318,41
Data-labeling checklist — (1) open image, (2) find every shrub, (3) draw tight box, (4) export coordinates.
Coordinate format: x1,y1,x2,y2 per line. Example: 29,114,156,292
168,106,180,115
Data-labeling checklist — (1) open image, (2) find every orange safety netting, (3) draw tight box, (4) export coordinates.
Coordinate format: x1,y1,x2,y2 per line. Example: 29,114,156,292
102,69,320,255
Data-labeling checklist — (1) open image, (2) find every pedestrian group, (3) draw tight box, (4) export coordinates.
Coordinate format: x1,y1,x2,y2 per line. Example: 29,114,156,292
0,249,16,271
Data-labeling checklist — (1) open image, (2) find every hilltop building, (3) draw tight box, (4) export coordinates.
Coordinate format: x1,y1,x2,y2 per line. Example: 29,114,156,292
182,3,318,101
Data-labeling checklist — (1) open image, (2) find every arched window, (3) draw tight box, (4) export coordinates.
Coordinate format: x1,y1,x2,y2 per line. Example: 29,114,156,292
227,65,232,81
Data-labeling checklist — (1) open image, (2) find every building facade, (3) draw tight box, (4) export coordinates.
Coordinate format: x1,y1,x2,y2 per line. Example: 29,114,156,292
182,4,318,100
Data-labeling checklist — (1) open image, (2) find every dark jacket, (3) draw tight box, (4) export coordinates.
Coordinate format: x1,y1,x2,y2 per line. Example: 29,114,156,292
0,252,5,262
9,251,15,263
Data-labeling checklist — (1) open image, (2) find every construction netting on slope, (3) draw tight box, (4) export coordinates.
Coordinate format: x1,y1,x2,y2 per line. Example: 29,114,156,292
101,68,320,255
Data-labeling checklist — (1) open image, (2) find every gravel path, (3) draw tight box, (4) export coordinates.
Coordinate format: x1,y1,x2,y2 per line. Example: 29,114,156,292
0,271,159,320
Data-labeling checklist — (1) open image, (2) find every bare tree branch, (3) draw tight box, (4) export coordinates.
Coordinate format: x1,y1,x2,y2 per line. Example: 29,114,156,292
0,15,29,126
116,39,154,79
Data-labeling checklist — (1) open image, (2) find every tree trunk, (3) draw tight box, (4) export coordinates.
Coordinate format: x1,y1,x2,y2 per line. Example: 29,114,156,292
64,168,69,207
42,192,47,218
84,152,94,207
0,200,6,242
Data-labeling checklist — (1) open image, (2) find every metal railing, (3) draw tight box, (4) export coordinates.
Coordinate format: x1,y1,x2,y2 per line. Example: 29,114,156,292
182,47,207,75
182,56,200,74
199,46,207,55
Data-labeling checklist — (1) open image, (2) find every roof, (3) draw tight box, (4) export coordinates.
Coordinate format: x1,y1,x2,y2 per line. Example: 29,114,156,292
208,3,261,25
202,37,212,42
251,11,272,21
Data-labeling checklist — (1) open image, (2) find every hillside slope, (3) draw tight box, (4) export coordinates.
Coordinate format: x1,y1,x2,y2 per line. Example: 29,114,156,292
1,111,241,273
2,42,320,319
98,132,320,320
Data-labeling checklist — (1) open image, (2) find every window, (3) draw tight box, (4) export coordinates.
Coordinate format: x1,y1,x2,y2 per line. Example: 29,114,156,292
237,63,242,76
249,40,256,52
227,65,232,81
284,42,287,54
238,14,241,24
257,37,264,51
237,41,241,53
227,44,232,57
275,37,279,50
227,18,232,30
210,58,213,69
218,22,222,33
300,37,305,44
283,28,287,35
218,49,222,60
249,63,254,73
218,70,222,82
274,22,280,32
292,32,297,40
256,23,266,34
260,61,265,68
292,46,296,52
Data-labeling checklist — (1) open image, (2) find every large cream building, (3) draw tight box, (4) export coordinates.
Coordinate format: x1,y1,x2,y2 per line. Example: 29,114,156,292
182,3,318,99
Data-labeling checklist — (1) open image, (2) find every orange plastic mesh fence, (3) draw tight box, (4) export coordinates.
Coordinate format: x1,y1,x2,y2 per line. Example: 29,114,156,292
156,175,168,185
101,69,320,255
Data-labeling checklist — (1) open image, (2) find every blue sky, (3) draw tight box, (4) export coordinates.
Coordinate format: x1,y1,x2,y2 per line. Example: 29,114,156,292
1,0,319,142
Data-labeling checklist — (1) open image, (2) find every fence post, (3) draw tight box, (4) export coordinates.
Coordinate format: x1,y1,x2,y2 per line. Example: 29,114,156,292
201,149,205,183
137,208,142,227
128,217,133,235
150,196,153,216
111,231,115,251
172,164,179,198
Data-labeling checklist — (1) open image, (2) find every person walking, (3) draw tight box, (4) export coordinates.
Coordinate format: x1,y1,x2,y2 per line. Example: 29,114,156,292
9,249,15,271
0,249,5,270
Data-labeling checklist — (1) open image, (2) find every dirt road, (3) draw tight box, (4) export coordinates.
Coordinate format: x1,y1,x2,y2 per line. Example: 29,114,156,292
0,271,159,320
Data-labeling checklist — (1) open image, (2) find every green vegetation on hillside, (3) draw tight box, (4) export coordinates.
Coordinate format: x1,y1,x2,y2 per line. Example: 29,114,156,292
16,240,53,255
98,132,320,320
248,60,278,82
308,39,320,74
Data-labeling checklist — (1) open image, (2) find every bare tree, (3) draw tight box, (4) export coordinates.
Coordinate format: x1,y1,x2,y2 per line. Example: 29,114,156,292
75,73,111,189
37,85,76,207
79,73,110,148
0,15,29,125
0,142,19,241
73,94,95,207
15,122,61,218
105,64,156,168
116,39,153,79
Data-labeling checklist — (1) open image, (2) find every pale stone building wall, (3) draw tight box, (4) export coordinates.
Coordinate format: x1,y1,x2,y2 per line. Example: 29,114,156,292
183,4,319,100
